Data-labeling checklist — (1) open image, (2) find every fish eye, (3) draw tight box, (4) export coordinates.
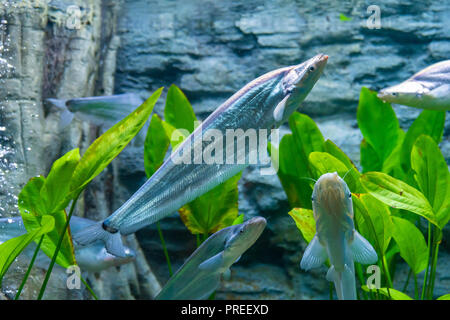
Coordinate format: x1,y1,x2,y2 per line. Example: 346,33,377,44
348,193,352,198
392,92,398,96
311,195,315,201
309,66,315,72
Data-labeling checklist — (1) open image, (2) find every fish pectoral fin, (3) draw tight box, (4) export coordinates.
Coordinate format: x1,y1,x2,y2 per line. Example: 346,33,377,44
273,94,290,122
350,230,378,265
198,252,224,272
300,235,327,271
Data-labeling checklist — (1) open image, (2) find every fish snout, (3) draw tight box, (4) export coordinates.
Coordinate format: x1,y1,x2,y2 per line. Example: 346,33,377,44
246,216,267,235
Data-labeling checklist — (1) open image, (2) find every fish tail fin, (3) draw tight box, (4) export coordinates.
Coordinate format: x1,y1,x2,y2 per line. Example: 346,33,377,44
73,221,128,258
326,265,356,300
45,98,74,130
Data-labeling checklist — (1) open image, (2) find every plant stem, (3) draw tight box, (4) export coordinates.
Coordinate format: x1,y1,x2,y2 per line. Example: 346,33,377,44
427,229,441,300
37,194,79,300
329,282,333,300
15,235,44,300
402,268,412,293
421,222,432,300
414,273,418,300
156,221,172,276
80,274,98,300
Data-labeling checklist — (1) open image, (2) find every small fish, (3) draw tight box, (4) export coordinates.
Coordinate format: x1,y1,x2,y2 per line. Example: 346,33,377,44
73,54,328,257
378,60,450,111
156,217,266,300
300,172,377,300
0,216,136,273
46,93,144,130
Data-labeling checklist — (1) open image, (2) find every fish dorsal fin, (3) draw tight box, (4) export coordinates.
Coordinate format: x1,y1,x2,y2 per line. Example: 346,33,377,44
300,235,327,271
350,230,378,264
429,84,450,99
198,251,224,271
273,94,290,122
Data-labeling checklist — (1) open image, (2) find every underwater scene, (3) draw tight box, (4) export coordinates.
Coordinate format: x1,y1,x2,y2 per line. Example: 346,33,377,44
0,0,449,302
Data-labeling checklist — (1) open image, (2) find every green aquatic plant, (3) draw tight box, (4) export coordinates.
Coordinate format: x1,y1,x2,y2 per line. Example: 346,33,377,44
0,88,163,299
279,87,449,300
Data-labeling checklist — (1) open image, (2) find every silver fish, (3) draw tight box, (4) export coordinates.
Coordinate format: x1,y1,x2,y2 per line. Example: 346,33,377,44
378,60,450,111
300,172,377,300
74,54,328,257
0,216,135,273
156,217,266,300
46,93,144,129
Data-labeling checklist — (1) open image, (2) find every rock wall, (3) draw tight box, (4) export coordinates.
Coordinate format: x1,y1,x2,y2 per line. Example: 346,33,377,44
1,0,449,299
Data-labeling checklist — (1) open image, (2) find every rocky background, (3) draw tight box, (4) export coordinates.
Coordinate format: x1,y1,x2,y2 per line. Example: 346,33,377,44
0,0,449,299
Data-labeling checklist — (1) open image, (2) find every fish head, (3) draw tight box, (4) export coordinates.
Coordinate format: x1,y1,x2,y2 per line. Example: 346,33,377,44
311,172,353,223
75,245,136,272
224,217,266,257
378,81,427,107
275,54,328,122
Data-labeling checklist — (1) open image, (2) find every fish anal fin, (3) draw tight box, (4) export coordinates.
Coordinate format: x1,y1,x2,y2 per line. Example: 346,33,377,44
198,252,224,272
300,235,327,271
350,230,378,265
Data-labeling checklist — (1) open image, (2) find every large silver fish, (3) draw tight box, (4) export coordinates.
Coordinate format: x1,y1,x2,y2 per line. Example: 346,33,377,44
156,217,266,300
74,54,328,257
378,60,450,111
0,216,136,273
300,172,377,300
46,93,144,129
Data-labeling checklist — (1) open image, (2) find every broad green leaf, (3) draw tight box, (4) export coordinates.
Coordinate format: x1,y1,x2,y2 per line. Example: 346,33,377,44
391,216,428,275
288,208,316,243
179,173,241,235
362,285,413,300
232,214,244,226
411,135,450,228
400,109,445,173
357,87,400,166
19,177,77,268
144,114,170,178
41,149,80,213
289,112,324,158
275,134,314,209
353,194,393,254
323,139,359,174
164,84,197,133
360,138,381,172
361,172,437,227
309,152,363,193
0,215,55,285
437,294,450,300
69,88,163,196
382,129,405,177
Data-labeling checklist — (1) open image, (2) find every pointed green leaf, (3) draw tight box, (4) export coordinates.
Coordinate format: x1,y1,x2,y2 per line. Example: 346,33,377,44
309,152,363,193
323,139,359,175
411,135,450,228
391,216,428,275
437,294,450,300
164,84,197,133
69,88,163,196
289,112,324,158
232,214,244,226
362,285,413,300
360,138,382,172
179,173,242,235
400,109,445,173
0,215,55,285
357,87,400,165
144,114,170,178
361,172,437,227
288,208,316,243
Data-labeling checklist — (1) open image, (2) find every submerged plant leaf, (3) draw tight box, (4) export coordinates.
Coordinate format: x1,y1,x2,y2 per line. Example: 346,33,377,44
0,215,55,285
362,285,413,300
19,176,76,268
357,87,400,171
69,88,163,196
400,109,445,173
288,208,316,243
144,114,170,178
360,172,437,227
411,135,450,228
437,294,450,300
391,216,428,275
179,173,241,235
232,214,244,226
360,139,381,172
309,152,363,193
164,84,197,133
353,194,393,255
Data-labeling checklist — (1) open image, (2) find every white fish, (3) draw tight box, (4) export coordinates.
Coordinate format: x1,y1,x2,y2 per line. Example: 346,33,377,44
300,172,378,300
378,60,450,110
73,54,328,257
156,217,266,300
0,216,135,273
